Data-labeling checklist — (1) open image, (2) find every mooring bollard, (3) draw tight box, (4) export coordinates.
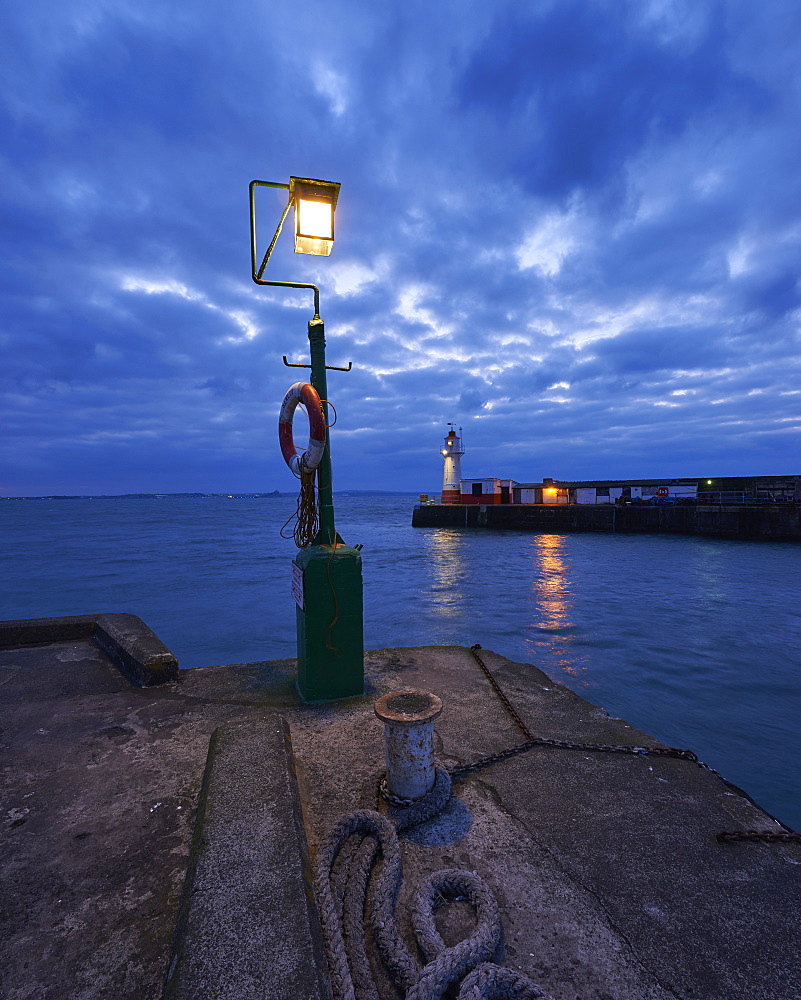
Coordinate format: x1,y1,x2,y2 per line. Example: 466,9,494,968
374,689,443,801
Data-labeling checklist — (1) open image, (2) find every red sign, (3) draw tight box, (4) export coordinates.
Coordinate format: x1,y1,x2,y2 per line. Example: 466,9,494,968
656,486,669,497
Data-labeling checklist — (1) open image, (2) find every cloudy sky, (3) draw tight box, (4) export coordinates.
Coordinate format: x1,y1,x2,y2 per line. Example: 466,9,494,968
2,0,800,496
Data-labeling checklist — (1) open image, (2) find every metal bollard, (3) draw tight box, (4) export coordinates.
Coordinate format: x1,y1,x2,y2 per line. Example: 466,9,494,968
374,689,443,801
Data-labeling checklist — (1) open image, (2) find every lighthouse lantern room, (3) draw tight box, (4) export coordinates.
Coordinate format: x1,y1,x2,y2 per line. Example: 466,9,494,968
440,424,464,503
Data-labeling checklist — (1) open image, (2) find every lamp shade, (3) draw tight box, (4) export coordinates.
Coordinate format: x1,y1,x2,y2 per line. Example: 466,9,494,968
290,176,341,256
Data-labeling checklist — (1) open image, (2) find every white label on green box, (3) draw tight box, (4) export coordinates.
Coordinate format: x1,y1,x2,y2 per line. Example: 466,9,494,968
291,562,305,610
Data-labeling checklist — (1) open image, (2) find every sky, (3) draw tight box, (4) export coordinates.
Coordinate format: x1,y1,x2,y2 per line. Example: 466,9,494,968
2,0,801,496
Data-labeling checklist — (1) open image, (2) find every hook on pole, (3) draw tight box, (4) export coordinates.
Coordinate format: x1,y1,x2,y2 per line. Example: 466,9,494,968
283,356,353,372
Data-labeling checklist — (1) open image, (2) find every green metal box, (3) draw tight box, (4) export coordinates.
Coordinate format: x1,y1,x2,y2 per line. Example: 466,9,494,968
293,543,364,702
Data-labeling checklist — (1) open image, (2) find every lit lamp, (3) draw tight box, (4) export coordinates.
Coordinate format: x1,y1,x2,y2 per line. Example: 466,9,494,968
291,177,339,256
250,177,342,305
249,174,363,703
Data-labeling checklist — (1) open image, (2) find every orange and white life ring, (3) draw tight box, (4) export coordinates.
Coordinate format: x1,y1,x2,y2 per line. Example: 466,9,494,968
279,382,326,476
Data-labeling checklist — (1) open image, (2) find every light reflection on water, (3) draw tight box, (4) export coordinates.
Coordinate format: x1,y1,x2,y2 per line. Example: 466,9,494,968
2,492,800,830
425,528,468,618
528,534,584,677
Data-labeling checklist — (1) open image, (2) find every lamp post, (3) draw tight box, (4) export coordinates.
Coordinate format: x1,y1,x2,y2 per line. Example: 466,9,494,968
250,176,363,702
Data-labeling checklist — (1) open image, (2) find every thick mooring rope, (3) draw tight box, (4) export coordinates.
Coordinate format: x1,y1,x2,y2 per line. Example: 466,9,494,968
313,768,551,1000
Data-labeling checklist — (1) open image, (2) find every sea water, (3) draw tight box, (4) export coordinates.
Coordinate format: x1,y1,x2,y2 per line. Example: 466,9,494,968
2,492,800,831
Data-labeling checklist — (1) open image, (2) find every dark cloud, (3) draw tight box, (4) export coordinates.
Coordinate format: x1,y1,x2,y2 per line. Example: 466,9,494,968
458,386,487,413
457,1,772,198
589,325,730,375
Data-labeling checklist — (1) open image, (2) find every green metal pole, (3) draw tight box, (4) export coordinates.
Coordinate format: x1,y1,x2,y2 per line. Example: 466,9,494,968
292,313,364,702
307,316,336,546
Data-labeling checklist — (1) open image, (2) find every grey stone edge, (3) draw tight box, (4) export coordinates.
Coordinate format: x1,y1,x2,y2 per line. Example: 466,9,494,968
0,613,179,687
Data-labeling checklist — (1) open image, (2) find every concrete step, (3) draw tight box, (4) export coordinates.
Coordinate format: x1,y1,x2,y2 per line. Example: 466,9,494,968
163,715,332,1000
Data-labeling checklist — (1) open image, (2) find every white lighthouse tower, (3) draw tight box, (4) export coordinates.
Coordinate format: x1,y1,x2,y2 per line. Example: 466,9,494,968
440,424,464,504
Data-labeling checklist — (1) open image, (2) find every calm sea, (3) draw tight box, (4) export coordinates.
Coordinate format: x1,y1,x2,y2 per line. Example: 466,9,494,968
2,493,800,830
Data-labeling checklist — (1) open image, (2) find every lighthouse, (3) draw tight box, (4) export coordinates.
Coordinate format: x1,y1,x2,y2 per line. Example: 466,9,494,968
440,424,464,504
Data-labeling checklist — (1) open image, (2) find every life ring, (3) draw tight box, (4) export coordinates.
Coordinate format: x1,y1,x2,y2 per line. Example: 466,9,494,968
656,486,669,497
279,382,326,476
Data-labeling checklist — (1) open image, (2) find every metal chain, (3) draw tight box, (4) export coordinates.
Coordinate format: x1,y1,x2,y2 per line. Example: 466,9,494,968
717,830,801,844
463,644,800,846
447,736,706,781
469,644,532,739
464,644,715,776
378,775,420,807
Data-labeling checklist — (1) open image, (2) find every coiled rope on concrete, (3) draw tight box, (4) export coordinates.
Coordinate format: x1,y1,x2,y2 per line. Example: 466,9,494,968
313,767,551,1000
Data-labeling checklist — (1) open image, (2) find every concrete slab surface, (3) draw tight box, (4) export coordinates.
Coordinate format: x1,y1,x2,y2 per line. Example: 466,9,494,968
2,623,799,1000
1,639,207,1000
274,647,801,1000
163,715,331,1000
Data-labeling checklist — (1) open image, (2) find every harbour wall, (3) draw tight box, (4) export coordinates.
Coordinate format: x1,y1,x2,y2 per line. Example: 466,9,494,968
412,502,801,540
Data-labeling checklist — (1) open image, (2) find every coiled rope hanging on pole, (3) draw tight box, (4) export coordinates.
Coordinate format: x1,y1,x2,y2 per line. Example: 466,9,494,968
313,768,552,1000
279,467,320,548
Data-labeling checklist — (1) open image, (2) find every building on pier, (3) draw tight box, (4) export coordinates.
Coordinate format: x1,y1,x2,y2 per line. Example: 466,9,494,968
440,475,800,505
508,475,801,505
458,478,519,504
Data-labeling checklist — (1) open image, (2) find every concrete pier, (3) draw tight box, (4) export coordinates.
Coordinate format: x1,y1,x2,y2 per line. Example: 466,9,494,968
1,616,799,999
412,501,801,540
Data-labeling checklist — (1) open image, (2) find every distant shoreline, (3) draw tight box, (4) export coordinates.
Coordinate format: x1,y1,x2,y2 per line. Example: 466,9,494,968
1,490,419,501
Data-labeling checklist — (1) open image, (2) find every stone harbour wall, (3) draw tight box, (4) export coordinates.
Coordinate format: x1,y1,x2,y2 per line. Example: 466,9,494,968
411,503,801,540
